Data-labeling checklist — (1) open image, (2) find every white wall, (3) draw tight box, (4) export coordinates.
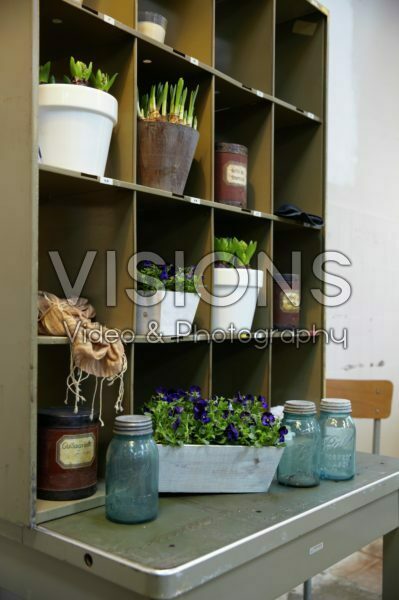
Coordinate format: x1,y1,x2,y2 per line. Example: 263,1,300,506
323,0,399,455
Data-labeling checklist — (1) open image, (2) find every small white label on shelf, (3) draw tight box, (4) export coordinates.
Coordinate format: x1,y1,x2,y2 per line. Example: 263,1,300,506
190,197,201,205
103,14,115,25
309,542,324,556
190,57,199,66
253,210,262,217
100,177,114,186
256,90,264,98
306,111,316,120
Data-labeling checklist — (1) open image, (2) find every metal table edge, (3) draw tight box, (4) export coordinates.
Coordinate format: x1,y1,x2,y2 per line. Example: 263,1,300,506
22,468,399,599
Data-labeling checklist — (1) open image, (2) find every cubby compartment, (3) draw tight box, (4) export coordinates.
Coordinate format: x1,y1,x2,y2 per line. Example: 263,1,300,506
273,222,323,331
39,172,135,330
40,0,135,182
137,0,213,66
37,344,133,478
215,0,274,93
137,39,213,200
271,337,323,406
214,210,272,330
134,342,211,411
215,80,272,212
275,0,326,116
136,192,212,332
274,105,324,217
212,341,270,399
35,343,132,523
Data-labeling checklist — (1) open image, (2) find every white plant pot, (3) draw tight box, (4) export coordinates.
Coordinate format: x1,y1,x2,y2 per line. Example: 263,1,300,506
211,268,264,333
158,444,284,493
136,290,200,337
38,84,118,176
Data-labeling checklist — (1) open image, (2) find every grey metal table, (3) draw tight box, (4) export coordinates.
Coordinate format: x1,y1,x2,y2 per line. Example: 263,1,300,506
1,452,399,600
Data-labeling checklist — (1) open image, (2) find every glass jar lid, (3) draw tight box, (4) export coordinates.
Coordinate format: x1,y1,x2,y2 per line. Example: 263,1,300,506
321,398,352,413
113,414,153,436
284,400,317,415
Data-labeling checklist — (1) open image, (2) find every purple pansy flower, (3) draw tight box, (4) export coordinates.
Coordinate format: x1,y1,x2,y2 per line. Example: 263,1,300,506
189,385,201,399
160,265,169,281
225,423,239,442
233,392,244,404
169,405,184,417
258,395,268,409
155,386,168,400
172,417,181,431
279,425,288,442
200,412,211,424
141,260,153,268
193,398,208,420
261,412,276,427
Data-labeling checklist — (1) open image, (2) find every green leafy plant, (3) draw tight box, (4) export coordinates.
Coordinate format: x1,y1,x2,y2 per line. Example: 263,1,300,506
138,78,199,129
214,237,258,268
39,61,55,84
69,57,93,85
145,387,287,447
90,68,118,92
39,58,118,94
137,261,201,294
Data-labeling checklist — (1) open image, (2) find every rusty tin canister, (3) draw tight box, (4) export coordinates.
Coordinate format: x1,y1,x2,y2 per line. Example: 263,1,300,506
215,142,248,208
273,274,301,329
37,407,99,500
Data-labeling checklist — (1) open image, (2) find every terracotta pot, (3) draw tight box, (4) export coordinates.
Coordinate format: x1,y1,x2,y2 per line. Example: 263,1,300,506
137,120,199,194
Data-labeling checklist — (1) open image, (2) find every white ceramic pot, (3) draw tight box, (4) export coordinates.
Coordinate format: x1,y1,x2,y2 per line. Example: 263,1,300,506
211,267,263,333
136,290,200,337
158,444,284,493
38,84,118,176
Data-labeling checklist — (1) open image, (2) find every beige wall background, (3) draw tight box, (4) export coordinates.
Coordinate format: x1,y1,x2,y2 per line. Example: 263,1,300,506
323,0,399,455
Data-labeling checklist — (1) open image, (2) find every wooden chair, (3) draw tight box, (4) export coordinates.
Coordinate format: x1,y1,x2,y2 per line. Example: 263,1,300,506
303,379,393,600
325,379,393,454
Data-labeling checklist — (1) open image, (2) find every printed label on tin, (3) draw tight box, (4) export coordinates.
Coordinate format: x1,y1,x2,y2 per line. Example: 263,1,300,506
224,162,247,187
280,291,300,313
56,433,95,469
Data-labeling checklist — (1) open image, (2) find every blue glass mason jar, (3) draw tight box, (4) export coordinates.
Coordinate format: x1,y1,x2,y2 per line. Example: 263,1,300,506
277,401,321,487
319,399,356,480
106,415,159,524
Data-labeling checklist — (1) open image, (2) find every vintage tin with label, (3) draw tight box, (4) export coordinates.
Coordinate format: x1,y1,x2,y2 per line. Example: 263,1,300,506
37,407,99,500
273,273,301,329
215,142,248,208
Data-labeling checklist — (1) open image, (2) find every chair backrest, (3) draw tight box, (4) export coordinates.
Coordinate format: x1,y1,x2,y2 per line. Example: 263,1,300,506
325,379,393,420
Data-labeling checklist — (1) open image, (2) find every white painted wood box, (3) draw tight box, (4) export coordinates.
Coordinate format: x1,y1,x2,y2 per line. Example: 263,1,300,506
158,444,284,493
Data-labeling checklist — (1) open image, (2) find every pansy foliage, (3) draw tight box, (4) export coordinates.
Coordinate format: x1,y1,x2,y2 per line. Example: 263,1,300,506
137,261,201,294
145,387,286,447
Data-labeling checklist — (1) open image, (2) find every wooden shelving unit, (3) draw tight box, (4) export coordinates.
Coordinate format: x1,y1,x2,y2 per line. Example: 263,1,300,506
0,0,328,529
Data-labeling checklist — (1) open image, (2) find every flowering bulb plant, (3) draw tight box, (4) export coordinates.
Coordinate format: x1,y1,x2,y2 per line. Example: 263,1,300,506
145,386,287,447
214,237,258,268
39,58,118,93
138,78,199,129
137,261,201,294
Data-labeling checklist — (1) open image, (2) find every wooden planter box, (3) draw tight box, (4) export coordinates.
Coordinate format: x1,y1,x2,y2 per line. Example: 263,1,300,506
158,444,284,493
